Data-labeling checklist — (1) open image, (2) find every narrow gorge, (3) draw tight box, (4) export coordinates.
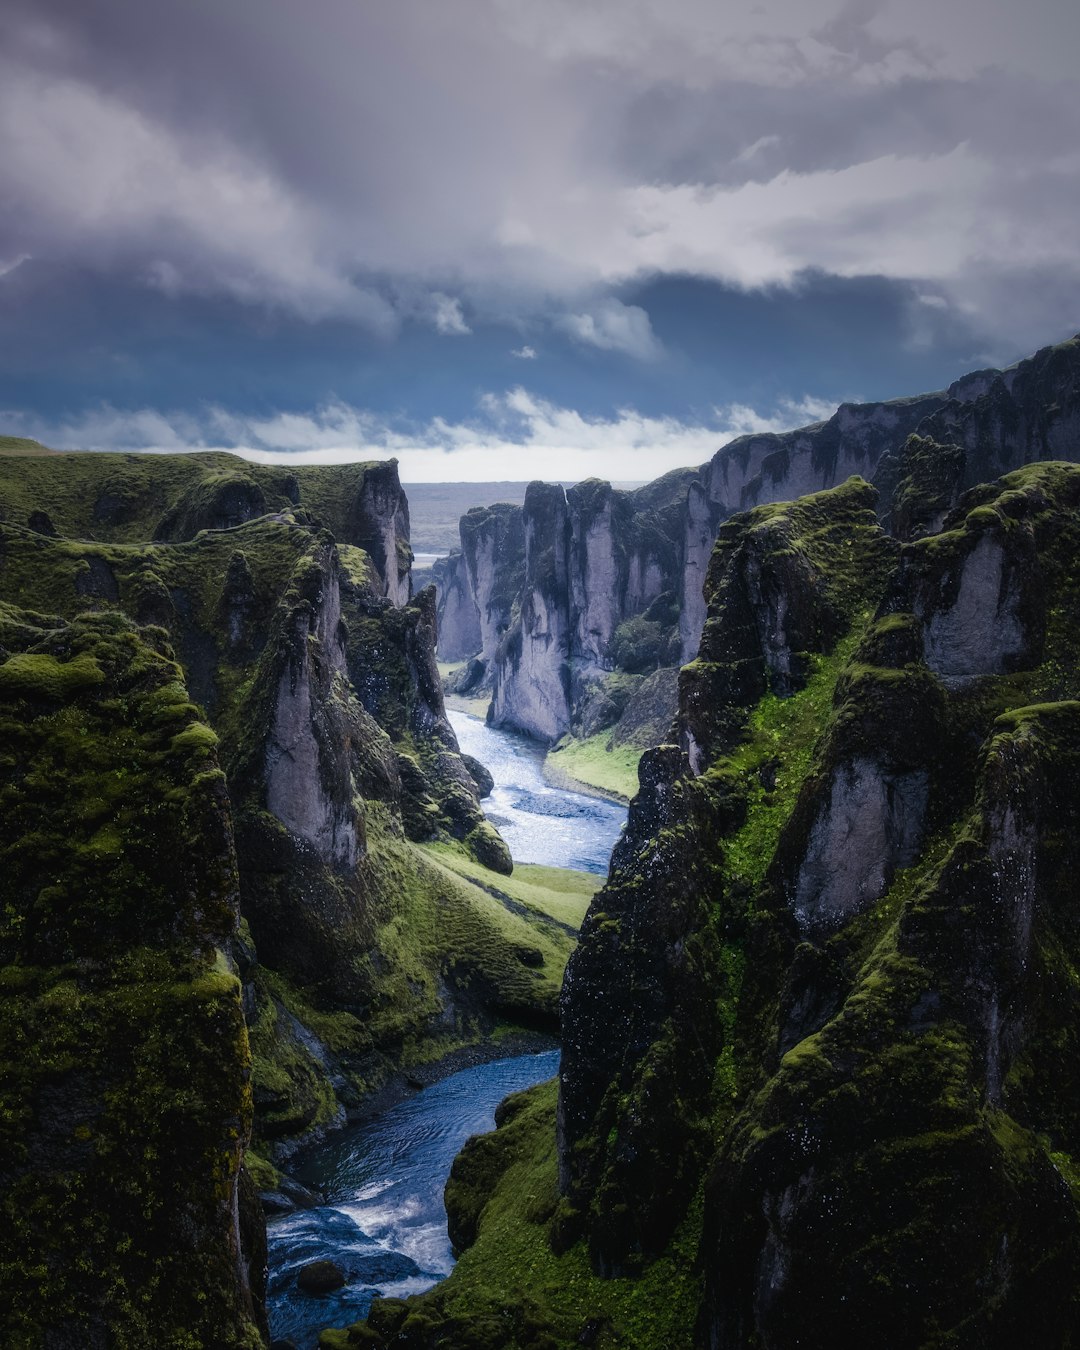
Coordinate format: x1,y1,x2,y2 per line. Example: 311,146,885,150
4,333,1080,1350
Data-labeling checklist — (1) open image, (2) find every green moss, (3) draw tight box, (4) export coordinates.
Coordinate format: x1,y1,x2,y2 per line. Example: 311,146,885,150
0,607,262,1349
0,650,105,699
716,629,864,889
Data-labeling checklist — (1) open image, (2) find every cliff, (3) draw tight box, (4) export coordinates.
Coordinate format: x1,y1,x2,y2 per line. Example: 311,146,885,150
436,336,1080,748
356,462,1080,1348
0,607,265,1348
0,451,413,605
472,473,692,743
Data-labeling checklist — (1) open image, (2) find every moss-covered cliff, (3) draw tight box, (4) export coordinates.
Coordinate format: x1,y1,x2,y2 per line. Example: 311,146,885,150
0,450,412,604
0,452,571,1115
354,464,1080,1348
0,607,265,1349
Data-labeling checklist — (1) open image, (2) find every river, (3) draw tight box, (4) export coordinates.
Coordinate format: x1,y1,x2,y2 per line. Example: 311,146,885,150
446,708,626,874
265,715,627,1347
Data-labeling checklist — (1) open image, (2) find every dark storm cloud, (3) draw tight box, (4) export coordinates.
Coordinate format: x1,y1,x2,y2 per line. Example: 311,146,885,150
2,0,1079,357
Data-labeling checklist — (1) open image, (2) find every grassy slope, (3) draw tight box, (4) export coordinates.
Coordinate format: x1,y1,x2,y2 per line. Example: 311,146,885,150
544,732,642,802
420,843,597,932
0,435,60,456
0,450,250,540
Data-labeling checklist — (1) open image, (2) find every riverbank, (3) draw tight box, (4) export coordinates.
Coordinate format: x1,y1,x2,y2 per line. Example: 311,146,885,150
437,662,491,720
446,710,627,873
333,1027,559,1129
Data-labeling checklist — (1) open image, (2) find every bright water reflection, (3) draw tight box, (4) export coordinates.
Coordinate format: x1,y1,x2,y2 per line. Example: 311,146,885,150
447,709,626,874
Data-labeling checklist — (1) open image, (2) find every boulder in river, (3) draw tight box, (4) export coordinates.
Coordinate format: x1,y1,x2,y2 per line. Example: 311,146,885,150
296,1259,346,1294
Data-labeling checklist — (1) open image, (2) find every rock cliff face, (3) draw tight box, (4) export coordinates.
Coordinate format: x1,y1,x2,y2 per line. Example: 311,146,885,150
437,501,525,674
366,462,1080,1350
0,608,265,1349
436,336,1080,741
571,463,1080,1340
477,474,691,743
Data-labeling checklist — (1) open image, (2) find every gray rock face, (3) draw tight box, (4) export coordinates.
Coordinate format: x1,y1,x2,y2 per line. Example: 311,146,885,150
435,501,525,679
920,534,1027,678
344,461,412,606
793,757,928,932
916,336,1080,492
437,335,1080,740
432,552,481,661
491,483,573,742
264,561,361,871
489,477,690,742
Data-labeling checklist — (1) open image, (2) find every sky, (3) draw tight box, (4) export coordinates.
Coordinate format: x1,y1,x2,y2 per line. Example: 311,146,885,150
1,0,1078,482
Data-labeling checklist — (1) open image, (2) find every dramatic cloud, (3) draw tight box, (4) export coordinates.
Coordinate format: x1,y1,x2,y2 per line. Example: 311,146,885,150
1,0,1078,348
0,388,839,483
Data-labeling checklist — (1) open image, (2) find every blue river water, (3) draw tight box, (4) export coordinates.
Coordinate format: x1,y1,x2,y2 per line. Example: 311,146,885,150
267,1050,561,1347
447,709,626,874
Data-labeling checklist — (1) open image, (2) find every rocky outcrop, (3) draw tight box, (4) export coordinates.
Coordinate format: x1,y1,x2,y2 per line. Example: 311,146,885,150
675,389,965,661
432,550,482,662
444,502,526,677
557,479,896,1274
900,335,1080,503
484,475,692,743
490,483,573,742
336,459,413,606
0,608,265,1348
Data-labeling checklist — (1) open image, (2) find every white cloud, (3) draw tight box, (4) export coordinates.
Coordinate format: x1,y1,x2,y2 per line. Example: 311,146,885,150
734,134,782,165
431,293,471,335
713,395,838,437
556,299,662,359
3,388,837,483
511,344,538,358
